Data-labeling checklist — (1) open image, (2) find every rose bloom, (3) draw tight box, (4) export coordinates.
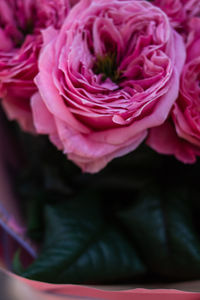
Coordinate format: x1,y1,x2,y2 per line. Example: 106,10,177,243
153,0,200,29
147,18,200,163
32,0,185,173
0,0,69,132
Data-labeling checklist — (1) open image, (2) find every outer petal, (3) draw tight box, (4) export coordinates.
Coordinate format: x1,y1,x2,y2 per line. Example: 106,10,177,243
147,119,200,163
35,35,91,135
1,98,35,133
68,131,147,173
31,92,63,150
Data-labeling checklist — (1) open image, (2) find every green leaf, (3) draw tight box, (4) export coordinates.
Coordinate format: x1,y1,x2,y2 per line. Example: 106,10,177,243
26,194,44,242
22,194,146,283
116,187,200,280
13,250,25,275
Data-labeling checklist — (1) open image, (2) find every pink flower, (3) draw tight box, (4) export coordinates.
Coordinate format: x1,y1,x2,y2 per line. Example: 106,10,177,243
32,0,185,173
147,19,200,163
0,0,69,132
153,0,200,30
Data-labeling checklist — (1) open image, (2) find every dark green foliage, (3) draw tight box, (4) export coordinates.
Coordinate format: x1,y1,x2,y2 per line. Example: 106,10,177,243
116,188,200,280
22,194,146,283
13,128,200,284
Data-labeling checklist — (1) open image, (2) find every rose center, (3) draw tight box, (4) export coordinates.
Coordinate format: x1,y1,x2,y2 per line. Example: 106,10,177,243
15,19,35,46
20,19,34,36
93,52,121,84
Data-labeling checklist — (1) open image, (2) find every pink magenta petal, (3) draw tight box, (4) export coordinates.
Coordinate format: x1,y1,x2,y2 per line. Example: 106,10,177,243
31,92,58,134
147,119,200,163
1,98,35,133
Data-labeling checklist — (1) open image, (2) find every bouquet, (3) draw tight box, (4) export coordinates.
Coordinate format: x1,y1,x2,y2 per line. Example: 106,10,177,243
1,0,200,289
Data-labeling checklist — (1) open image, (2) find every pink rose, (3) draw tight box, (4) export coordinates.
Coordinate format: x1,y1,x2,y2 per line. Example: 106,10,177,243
153,0,186,28
32,0,185,173
147,19,200,163
153,0,200,30
0,0,69,132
